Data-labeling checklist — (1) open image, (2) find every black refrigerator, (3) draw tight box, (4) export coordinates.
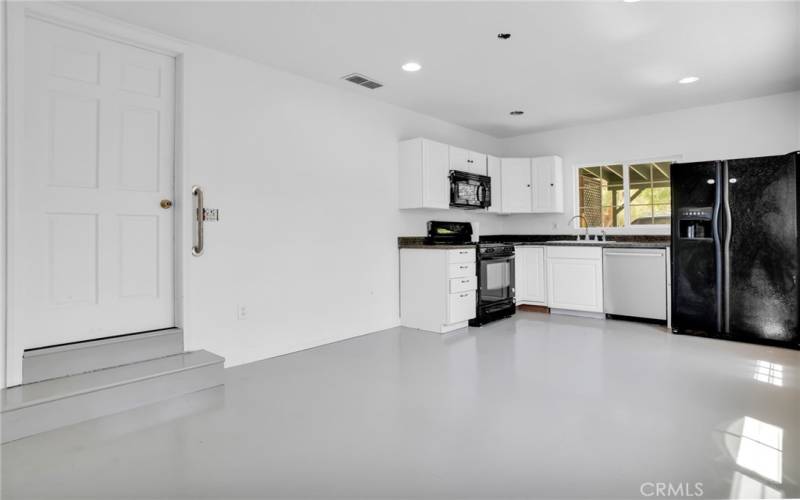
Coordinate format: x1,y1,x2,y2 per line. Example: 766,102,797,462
671,151,800,349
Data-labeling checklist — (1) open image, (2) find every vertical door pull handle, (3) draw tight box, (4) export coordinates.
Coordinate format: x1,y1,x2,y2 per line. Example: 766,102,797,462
192,185,204,256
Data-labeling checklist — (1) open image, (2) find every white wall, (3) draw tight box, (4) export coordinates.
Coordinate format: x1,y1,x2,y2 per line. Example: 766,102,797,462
4,4,799,383
499,91,800,235
177,43,504,367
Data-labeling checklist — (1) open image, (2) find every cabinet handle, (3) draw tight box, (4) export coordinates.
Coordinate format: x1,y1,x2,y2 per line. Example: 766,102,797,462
459,266,468,269
527,184,531,187
461,280,470,283
460,293,469,297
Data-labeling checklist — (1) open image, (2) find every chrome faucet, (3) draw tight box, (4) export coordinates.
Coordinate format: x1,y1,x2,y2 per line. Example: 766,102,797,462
568,215,589,241
600,229,607,242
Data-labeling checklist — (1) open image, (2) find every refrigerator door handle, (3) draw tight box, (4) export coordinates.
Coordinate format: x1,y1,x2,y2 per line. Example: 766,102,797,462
722,161,733,334
712,162,723,333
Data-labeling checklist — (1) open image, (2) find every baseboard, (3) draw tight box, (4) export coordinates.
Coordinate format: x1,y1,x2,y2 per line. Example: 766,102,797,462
549,308,606,320
517,304,550,314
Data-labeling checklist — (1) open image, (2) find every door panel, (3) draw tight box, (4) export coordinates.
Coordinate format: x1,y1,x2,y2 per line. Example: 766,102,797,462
422,140,449,208
531,157,553,212
469,152,487,175
49,94,100,188
479,258,514,304
449,146,470,172
120,108,160,191
670,161,721,334
487,156,502,213
448,291,476,324
517,246,546,304
501,158,532,213
546,257,603,312
15,19,175,350
726,153,799,345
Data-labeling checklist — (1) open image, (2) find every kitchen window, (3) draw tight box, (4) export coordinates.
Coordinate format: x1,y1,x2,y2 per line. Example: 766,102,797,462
577,160,672,228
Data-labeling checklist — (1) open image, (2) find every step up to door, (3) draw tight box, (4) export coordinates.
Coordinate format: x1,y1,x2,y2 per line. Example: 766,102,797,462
22,328,184,384
2,350,224,443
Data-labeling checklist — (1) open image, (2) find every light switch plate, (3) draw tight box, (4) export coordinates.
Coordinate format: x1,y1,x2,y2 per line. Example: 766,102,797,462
203,208,219,222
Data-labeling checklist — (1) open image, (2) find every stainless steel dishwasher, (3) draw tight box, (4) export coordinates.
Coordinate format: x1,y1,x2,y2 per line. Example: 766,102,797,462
602,248,668,321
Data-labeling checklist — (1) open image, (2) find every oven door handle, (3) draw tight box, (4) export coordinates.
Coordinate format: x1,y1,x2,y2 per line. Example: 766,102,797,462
481,255,515,262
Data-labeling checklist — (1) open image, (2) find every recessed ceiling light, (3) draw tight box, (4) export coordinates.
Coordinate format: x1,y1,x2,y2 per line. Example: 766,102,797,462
401,61,421,72
497,33,511,40
678,76,700,84
623,0,640,3
510,110,524,116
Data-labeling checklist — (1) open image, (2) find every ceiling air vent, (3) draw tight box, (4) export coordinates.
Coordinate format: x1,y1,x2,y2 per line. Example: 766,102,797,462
342,73,383,90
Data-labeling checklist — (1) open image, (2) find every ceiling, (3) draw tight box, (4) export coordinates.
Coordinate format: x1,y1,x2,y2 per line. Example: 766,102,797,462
74,1,800,138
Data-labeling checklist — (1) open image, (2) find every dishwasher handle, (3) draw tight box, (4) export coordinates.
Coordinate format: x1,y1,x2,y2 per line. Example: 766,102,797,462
604,251,664,258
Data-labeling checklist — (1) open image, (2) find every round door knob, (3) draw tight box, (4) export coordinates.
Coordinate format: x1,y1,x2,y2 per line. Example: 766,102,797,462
160,199,173,209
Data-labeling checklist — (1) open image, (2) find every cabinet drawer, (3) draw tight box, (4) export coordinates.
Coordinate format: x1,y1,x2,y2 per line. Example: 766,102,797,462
546,245,602,260
449,276,477,293
447,248,475,264
448,290,476,324
448,262,476,278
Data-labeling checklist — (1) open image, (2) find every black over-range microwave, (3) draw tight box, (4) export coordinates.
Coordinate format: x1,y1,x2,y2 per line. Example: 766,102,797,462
450,170,491,209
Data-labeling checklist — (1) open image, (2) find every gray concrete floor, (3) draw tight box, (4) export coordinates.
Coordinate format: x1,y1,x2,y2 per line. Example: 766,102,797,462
2,312,799,499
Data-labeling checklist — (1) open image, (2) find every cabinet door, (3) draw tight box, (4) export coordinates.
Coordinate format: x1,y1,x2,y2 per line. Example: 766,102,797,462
449,146,470,173
448,290,476,323
522,247,547,304
501,158,532,213
487,155,502,213
546,255,603,312
514,246,527,300
469,152,487,176
422,139,450,209
516,247,546,304
532,156,563,213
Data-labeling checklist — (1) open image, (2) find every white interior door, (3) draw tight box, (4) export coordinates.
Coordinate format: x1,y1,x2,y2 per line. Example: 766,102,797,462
13,18,175,351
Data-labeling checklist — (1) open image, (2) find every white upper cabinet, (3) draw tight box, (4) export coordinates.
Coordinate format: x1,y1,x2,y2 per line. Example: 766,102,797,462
399,138,560,213
501,158,533,213
469,151,488,176
499,155,563,214
449,146,487,176
449,146,470,172
399,138,450,209
531,156,564,213
487,155,502,213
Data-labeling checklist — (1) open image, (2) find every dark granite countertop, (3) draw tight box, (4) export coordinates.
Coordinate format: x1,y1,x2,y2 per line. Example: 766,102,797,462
397,237,476,249
480,234,670,248
398,234,670,249
519,240,669,248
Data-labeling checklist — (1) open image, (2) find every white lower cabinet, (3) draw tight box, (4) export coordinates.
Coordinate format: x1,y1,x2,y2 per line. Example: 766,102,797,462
515,246,547,306
400,247,477,333
448,290,477,324
546,246,604,313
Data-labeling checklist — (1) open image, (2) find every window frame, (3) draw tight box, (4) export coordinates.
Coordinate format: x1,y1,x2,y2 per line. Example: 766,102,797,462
572,155,682,234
